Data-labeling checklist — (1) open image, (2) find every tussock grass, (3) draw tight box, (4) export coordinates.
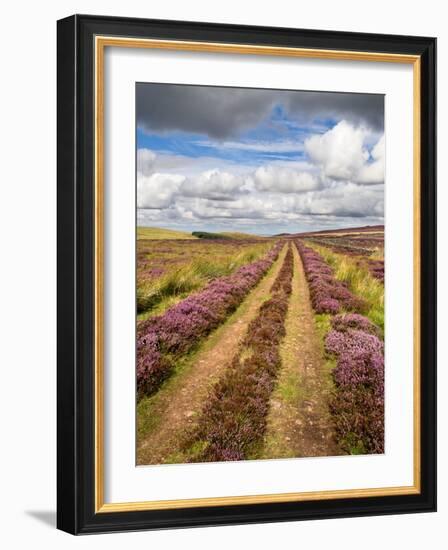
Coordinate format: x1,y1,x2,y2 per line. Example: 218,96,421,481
137,243,272,317
137,226,197,240
369,247,385,261
312,245,384,337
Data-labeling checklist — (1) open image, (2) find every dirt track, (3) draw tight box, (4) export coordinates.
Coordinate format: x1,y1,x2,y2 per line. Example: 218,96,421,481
137,245,288,465
137,242,340,465
261,244,340,459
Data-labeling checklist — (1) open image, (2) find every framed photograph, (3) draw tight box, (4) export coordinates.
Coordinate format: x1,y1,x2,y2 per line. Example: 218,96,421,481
57,14,436,534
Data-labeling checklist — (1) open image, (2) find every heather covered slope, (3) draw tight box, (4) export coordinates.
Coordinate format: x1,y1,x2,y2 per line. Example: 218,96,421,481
137,245,288,465
291,225,384,237
137,242,282,398
296,241,384,454
136,232,385,464
137,236,272,319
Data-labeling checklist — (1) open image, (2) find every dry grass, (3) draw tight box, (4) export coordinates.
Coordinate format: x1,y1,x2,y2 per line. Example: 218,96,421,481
137,242,272,319
311,245,384,336
369,248,385,261
220,232,265,240
137,226,197,240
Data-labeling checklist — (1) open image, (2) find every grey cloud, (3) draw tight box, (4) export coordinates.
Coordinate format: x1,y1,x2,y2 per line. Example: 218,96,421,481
171,181,383,223
296,183,384,218
284,91,384,132
136,83,384,139
137,84,276,139
137,148,156,176
136,148,384,226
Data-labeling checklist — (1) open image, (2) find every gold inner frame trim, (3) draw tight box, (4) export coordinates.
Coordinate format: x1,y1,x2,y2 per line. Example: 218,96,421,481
94,35,421,514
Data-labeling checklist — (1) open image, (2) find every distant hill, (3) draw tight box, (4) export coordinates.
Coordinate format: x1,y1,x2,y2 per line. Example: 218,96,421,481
137,227,197,240
138,227,267,240
292,225,384,237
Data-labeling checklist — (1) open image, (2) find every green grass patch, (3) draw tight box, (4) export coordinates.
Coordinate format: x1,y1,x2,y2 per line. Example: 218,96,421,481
165,440,210,464
314,313,332,340
277,371,306,404
341,432,367,455
313,313,337,378
136,351,194,441
137,294,189,322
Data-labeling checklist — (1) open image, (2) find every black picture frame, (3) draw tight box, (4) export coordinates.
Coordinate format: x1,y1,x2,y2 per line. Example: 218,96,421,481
57,14,436,535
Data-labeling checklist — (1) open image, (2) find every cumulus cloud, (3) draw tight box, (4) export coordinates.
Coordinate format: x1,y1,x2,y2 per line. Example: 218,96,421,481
180,170,246,200
171,182,383,222
296,183,384,218
137,157,248,208
305,121,384,185
136,83,384,139
253,165,319,193
137,173,184,209
137,148,156,177
136,128,384,233
137,151,250,207
135,84,385,233
179,195,276,221
356,135,385,184
285,91,384,132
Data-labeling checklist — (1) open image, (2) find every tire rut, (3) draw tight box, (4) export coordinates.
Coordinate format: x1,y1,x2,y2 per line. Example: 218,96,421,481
260,243,341,459
137,244,289,465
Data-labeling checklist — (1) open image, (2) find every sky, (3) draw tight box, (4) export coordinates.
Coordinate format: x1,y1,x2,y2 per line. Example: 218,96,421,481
136,83,384,235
